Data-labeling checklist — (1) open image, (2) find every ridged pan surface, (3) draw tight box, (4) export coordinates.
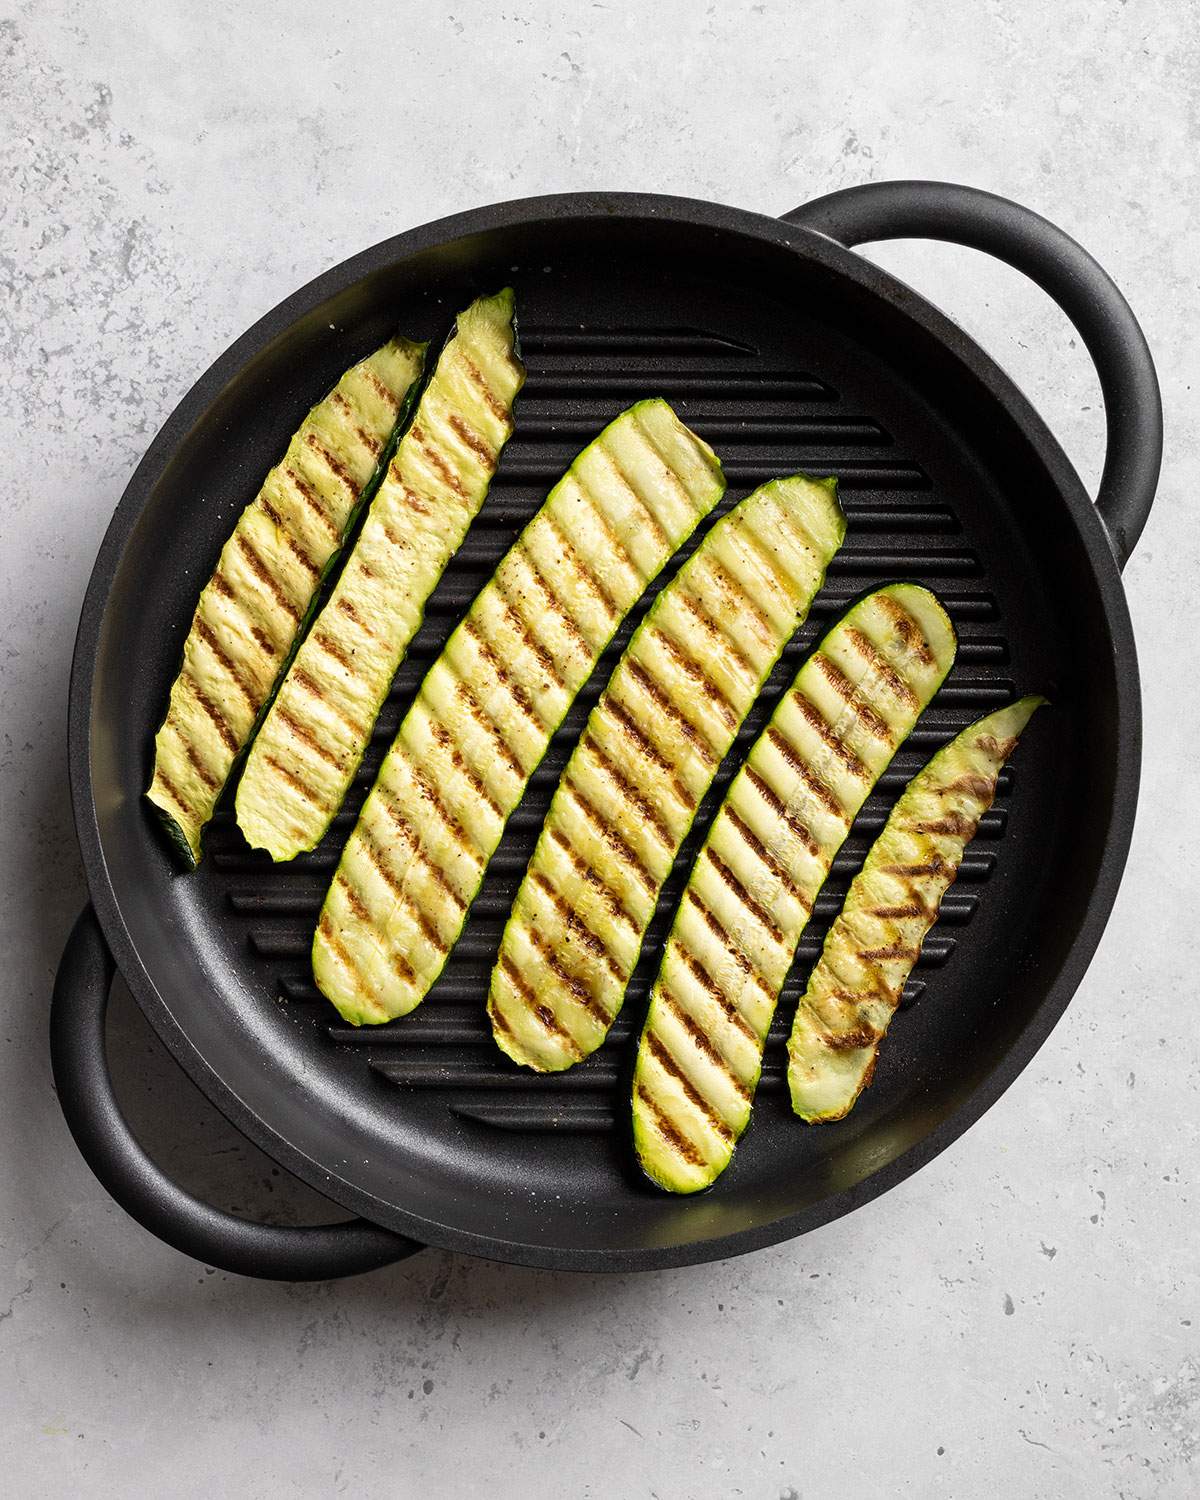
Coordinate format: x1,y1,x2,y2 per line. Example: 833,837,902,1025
78,203,1131,1267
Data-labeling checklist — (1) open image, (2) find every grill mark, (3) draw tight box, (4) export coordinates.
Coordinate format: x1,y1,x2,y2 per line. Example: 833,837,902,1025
304,433,356,496
358,825,448,955
182,672,239,756
283,467,340,543
789,691,870,780
576,487,640,582
683,890,776,998
382,468,431,517
845,626,920,708
644,1031,734,1142
764,728,846,821
545,512,619,619
516,546,592,658
410,422,466,498
235,534,301,625
447,412,496,469
813,654,894,743
636,1083,703,1166
677,589,756,682
745,763,821,855
724,808,811,913
625,660,716,765
332,391,382,457
977,734,1019,760
882,856,950,879
193,617,259,711
277,706,342,771
292,668,364,741
733,514,796,601
460,353,508,424
525,925,612,1030
660,987,752,1101
249,625,277,660
562,777,658,896
313,629,355,675
386,943,418,988
493,580,565,690
452,675,526,779
872,901,934,921
940,772,996,801
166,720,220,792
595,444,670,550
600,696,695,812
335,596,379,641
824,1022,881,1052
461,617,544,732
488,992,518,1043
264,503,321,580
381,521,409,553
581,733,673,849
210,571,235,602
362,366,402,412
704,557,773,644
528,870,625,984
674,946,759,1044
376,789,471,912
152,769,194,820
546,826,638,933
335,872,371,925
261,753,321,807
857,943,922,962
407,763,484,875
913,812,977,837
650,628,738,731
428,721,503,821
498,954,584,1059
317,913,370,1000
876,594,934,665
703,848,784,944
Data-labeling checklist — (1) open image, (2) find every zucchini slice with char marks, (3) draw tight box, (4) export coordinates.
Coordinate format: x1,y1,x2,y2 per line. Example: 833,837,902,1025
489,474,847,1073
236,289,525,862
313,400,725,1025
787,694,1045,1123
632,584,956,1193
146,335,426,865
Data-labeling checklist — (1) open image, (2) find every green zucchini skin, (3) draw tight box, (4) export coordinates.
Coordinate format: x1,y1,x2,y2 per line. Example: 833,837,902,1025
632,584,957,1193
312,400,726,1025
488,474,848,1073
787,694,1046,1124
235,289,525,862
146,335,427,865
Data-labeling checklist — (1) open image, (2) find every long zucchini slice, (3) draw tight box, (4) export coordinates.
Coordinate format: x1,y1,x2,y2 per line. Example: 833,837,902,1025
489,473,847,1073
632,584,956,1192
313,400,726,1025
236,289,525,861
787,694,1045,1123
146,335,426,865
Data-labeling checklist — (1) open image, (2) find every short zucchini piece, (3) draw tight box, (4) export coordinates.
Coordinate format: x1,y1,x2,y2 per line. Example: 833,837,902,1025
489,473,847,1072
787,694,1045,1123
632,584,956,1192
236,289,525,861
313,400,726,1025
146,335,426,865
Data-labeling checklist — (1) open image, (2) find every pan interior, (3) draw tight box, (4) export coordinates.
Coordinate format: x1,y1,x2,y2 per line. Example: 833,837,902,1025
86,211,1119,1261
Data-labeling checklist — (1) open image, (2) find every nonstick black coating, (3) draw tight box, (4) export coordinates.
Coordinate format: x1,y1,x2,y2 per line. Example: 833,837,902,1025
71,195,1141,1269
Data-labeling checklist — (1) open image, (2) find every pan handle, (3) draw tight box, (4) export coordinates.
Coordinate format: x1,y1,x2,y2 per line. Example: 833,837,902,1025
50,907,422,1281
783,180,1162,569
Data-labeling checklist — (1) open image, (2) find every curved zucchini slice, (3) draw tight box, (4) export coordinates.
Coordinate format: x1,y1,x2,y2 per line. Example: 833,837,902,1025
632,584,956,1192
146,335,426,865
787,694,1045,1123
236,289,525,861
313,400,725,1025
489,473,847,1073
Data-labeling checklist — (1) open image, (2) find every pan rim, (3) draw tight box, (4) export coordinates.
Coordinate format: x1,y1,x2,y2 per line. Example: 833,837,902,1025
68,191,1141,1271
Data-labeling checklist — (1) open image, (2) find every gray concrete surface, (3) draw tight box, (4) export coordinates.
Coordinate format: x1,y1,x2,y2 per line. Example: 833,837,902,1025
2,1,1197,1494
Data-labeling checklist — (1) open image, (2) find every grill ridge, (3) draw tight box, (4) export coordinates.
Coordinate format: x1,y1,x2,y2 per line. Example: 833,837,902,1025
210,322,1020,1135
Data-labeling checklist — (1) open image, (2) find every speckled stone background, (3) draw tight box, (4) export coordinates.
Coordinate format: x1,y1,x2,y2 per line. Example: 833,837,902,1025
3,1,1197,1495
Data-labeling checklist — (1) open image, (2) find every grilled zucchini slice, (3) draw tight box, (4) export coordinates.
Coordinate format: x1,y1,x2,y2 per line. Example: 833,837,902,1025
632,584,956,1192
787,694,1045,1123
313,400,726,1025
236,289,525,861
489,473,847,1073
146,335,426,865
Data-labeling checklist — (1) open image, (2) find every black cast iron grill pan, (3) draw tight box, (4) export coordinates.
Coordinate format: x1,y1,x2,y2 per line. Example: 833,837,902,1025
51,183,1160,1278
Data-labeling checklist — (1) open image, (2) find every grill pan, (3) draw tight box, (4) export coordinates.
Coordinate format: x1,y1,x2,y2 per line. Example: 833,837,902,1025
51,182,1161,1278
